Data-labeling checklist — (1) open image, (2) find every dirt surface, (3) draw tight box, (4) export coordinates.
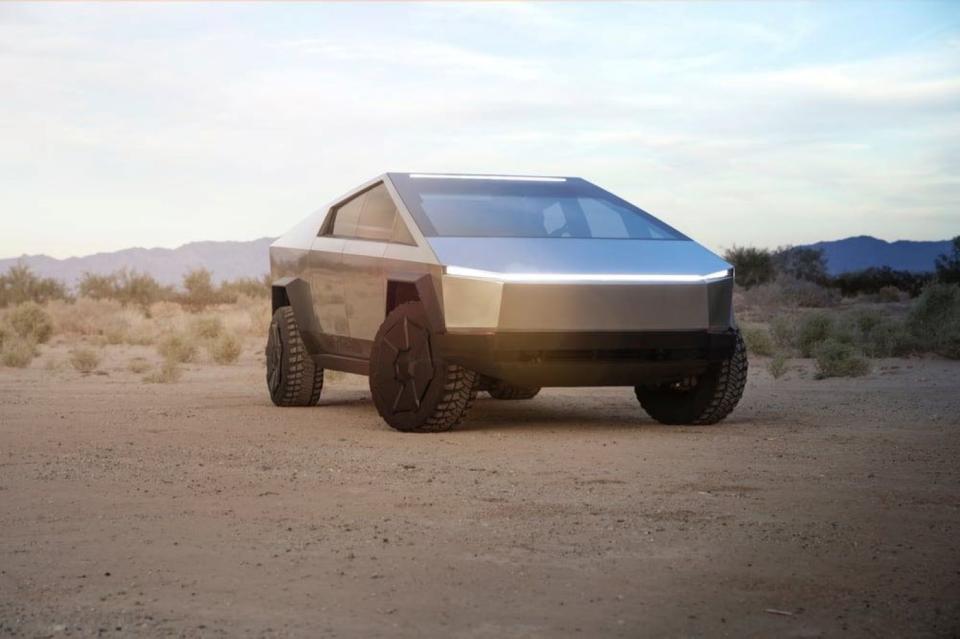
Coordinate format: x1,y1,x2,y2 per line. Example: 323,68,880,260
2,346,959,638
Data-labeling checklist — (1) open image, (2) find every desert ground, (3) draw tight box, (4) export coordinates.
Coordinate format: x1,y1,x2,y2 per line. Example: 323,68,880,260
1,342,958,638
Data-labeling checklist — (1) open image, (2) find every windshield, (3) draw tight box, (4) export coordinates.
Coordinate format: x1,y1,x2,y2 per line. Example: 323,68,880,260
389,174,686,240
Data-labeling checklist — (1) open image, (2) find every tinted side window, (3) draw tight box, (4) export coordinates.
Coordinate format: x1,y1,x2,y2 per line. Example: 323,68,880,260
355,183,398,242
331,192,365,237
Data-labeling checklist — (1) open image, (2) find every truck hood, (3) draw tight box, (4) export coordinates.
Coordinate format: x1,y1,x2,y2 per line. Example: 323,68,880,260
427,238,731,280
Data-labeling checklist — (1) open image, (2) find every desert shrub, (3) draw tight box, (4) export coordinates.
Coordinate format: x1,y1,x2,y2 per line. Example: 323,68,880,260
179,268,226,311
769,315,796,349
0,264,69,307
6,302,54,344
907,283,960,359
157,333,197,363
724,246,774,289
69,348,101,373
768,352,788,379
741,324,774,356
797,312,835,357
78,270,171,308
190,315,224,339
776,276,839,308
814,339,869,378
875,286,904,303
772,246,828,283
143,359,183,383
935,236,960,285
208,333,242,364
219,275,270,301
839,308,911,358
832,267,933,298
127,357,151,374
1,337,35,368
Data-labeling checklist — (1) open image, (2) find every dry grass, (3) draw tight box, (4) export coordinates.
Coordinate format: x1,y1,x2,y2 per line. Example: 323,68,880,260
69,347,102,373
208,333,242,365
1,337,35,368
143,359,183,384
157,333,198,363
768,352,789,379
127,357,151,374
5,302,54,344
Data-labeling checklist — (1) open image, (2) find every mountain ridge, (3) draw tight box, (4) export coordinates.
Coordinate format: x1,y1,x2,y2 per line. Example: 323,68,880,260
0,234,953,286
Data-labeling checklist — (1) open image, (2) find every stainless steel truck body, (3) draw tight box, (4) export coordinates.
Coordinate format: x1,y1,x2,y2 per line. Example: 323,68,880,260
266,173,747,432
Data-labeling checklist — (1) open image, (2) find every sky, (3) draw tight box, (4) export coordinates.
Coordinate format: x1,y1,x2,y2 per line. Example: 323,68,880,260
1,1,958,259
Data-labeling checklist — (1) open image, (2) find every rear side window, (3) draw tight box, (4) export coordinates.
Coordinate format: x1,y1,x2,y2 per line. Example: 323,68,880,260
355,183,398,242
325,182,415,244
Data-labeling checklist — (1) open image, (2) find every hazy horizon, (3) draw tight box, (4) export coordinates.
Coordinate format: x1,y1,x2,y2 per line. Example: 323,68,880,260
2,2,958,259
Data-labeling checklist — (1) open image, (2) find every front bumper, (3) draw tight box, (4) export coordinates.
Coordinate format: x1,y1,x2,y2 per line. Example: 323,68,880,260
436,329,737,387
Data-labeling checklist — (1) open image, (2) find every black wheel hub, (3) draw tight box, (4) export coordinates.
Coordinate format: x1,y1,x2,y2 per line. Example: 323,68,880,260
377,316,434,414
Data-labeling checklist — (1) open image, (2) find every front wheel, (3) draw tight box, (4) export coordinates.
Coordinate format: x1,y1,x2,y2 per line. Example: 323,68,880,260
265,306,324,407
635,330,747,425
369,302,477,432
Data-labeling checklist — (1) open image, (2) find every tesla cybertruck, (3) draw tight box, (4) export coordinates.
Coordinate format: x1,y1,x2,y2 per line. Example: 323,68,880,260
266,173,747,432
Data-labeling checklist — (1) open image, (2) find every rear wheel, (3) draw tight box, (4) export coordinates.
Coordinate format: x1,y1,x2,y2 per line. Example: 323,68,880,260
635,330,747,425
265,306,324,407
486,380,541,400
369,302,477,432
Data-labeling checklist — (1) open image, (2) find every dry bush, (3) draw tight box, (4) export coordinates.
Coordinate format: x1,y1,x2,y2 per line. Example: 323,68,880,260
0,264,68,307
814,339,869,378
768,352,788,379
6,302,54,344
190,315,224,340
208,333,242,364
143,359,183,384
157,332,197,363
741,324,774,356
1,337,35,368
0,323,8,350
69,347,101,373
875,286,905,303
219,276,270,301
127,357,151,374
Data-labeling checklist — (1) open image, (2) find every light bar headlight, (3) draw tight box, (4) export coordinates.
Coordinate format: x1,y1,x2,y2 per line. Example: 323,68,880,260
445,266,734,284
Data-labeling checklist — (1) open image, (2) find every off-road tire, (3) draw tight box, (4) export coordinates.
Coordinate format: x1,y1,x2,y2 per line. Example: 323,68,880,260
369,302,477,433
635,330,747,425
265,306,324,407
487,381,541,400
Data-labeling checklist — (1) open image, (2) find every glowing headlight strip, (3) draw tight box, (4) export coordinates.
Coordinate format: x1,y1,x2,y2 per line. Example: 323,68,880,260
445,266,732,283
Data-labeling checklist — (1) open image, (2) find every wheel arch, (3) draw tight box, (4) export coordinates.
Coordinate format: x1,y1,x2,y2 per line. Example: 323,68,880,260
384,272,445,334
271,277,322,354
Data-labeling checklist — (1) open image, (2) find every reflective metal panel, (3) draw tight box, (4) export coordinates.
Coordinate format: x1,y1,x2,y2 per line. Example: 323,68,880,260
497,282,709,331
441,275,503,330
341,240,388,351
427,237,729,277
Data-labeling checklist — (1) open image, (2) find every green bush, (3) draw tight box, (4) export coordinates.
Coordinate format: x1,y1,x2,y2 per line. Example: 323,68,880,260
724,246,774,289
741,324,774,356
797,312,834,357
769,315,796,349
1,336,35,368
814,339,870,378
907,283,960,359
157,333,198,363
6,302,54,344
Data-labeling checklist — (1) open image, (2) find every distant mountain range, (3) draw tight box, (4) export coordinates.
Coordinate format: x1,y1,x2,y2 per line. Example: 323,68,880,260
0,237,276,286
0,234,952,286
805,236,952,276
